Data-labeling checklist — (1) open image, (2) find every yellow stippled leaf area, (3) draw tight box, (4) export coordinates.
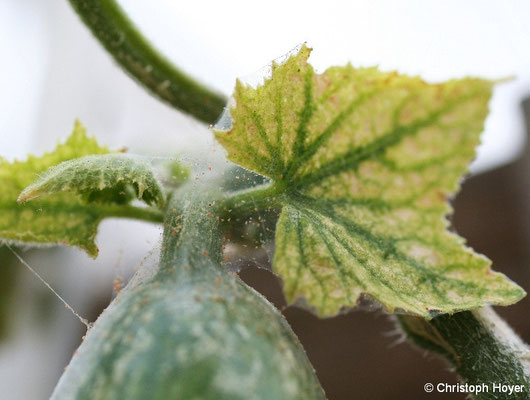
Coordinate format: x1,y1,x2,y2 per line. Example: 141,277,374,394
0,121,109,257
214,46,525,318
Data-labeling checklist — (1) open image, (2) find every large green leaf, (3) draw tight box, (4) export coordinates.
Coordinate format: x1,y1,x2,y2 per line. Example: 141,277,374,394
214,46,525,317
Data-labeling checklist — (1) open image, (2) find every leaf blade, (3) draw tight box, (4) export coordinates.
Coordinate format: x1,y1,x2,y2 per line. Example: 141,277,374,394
18,154,165,209
0,121,119,257
0,121,111,256
214,46,526,317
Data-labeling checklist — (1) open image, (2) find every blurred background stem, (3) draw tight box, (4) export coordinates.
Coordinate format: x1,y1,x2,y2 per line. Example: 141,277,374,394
68,0,227,124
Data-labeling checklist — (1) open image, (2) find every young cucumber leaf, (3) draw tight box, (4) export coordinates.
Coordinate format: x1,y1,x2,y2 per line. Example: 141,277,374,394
0,121,108,256
18,154,165,209
214,46,525,318
0,121,164,258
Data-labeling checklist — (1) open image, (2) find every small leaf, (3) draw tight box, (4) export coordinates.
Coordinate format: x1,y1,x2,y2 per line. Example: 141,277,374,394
214,46,525,317
19,154,165,209
0,121,109,257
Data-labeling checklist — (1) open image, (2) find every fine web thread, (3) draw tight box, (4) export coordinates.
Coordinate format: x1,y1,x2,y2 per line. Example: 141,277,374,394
4,243,92,330
235,192,275,273
252,195,273,269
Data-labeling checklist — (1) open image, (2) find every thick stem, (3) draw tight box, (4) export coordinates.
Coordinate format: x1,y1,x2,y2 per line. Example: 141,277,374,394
50,187,326,400
158,187,224,279
68,0,226,124
398,308,530,399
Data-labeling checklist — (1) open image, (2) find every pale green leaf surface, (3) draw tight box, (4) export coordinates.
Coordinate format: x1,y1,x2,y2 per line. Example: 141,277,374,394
0,121,109,257
214,46,525,317
19,154,165,209
166,159,191,187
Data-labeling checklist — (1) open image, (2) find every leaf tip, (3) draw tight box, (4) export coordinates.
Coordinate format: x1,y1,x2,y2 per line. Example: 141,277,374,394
298,43,313,59
17,186,38,203
493,75,516,85
81,238,100,259
72,119,87,137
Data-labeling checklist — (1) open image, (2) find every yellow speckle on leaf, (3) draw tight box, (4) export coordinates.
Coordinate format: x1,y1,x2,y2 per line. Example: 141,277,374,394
214,46,525,318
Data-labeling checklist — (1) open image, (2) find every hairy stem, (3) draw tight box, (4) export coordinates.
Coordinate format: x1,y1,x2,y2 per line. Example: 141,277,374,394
101,204,164,224
220,183,283,216
68,0,226,123
398,308,530,399
98,182,280,242
159,186,223,275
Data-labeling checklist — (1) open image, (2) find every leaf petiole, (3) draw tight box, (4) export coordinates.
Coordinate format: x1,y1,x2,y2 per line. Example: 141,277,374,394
99,204,164,224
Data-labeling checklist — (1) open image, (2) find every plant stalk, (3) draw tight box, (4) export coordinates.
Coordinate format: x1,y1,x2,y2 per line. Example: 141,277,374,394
68,0,227,124
159,187,223,276
98,182,281,229
219,183,283,216
398,307,529,399
101,204,164,224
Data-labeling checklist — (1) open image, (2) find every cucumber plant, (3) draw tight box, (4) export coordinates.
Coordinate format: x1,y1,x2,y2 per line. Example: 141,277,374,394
1,1,529,399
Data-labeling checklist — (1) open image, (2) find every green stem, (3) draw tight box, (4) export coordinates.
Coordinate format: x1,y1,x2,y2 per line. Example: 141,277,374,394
159,186,223,277
398,308,530,399
101,204,164,224
99,182,281,244
219,183,283,216
68,0,227,124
